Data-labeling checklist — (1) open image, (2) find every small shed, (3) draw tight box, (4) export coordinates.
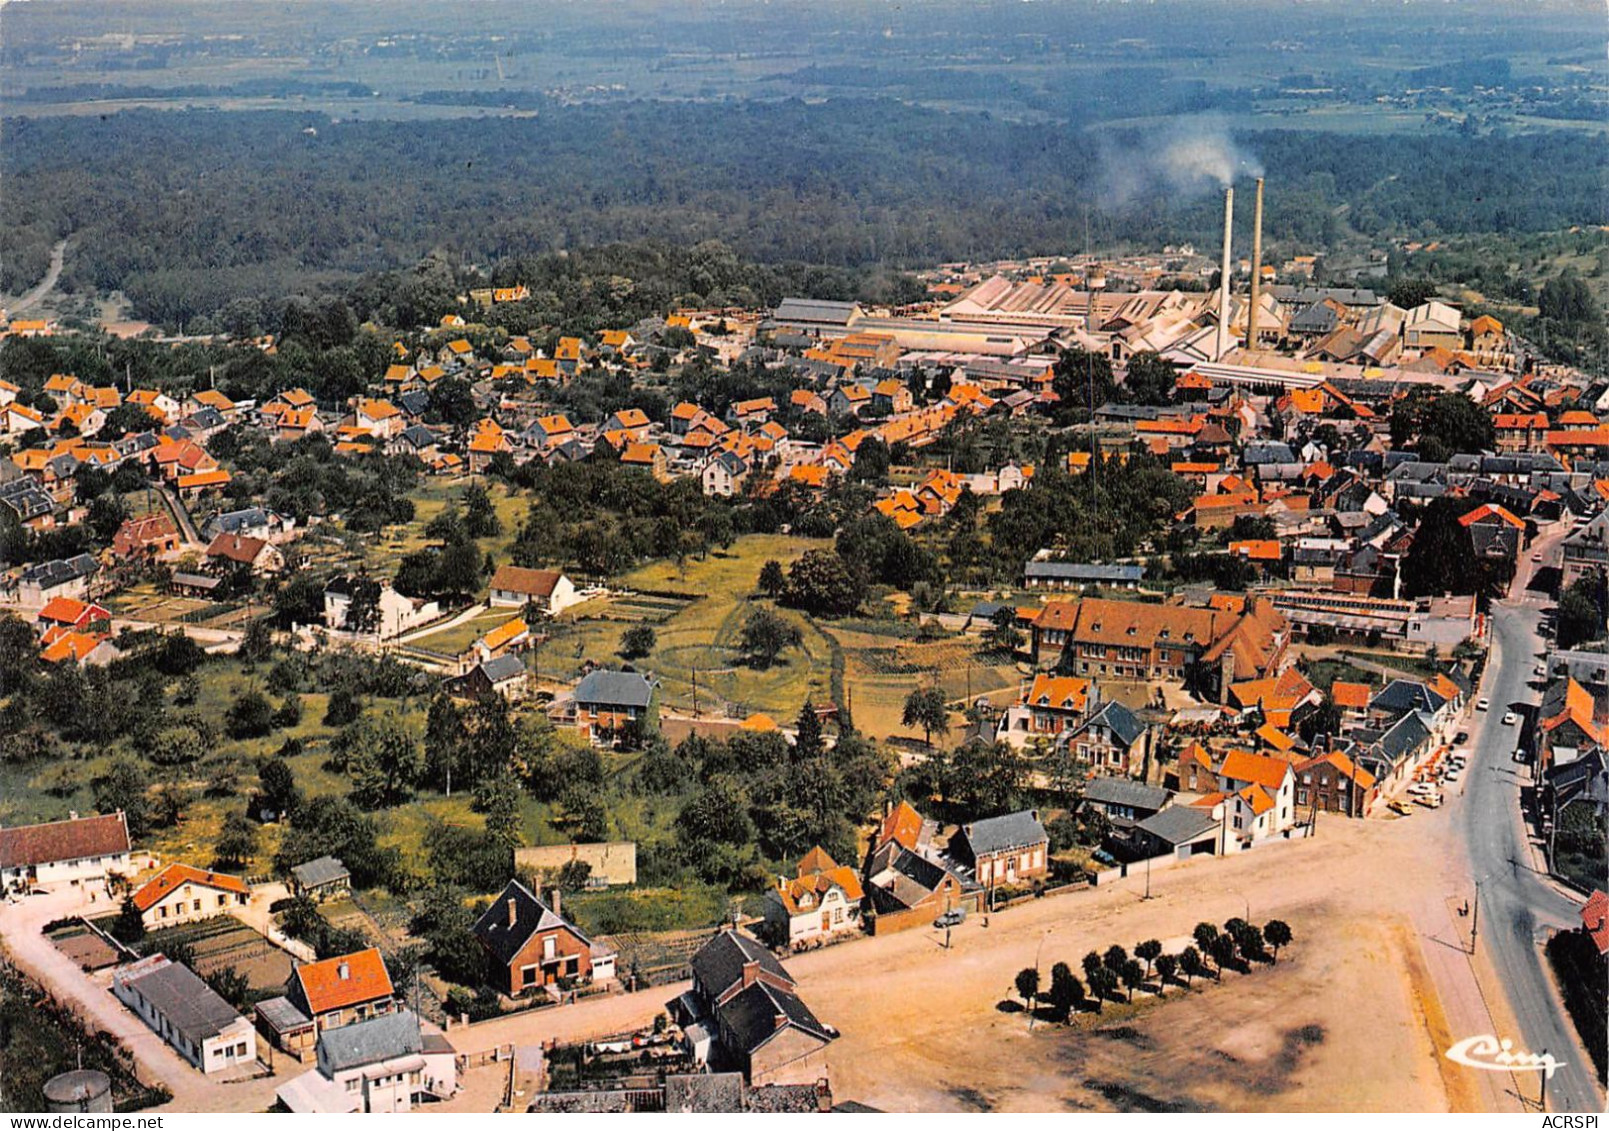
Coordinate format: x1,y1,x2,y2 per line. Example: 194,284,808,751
255,995,316,1060
289,855,350,902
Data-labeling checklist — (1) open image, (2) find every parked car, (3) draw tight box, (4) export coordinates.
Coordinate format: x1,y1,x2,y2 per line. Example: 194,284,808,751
933,908,967,929
1444,771,1460,783
1389,801,1413,816
1476,698,1490,711
1502,712,1518,726
1532,551,1544,562
1415,795,1442,809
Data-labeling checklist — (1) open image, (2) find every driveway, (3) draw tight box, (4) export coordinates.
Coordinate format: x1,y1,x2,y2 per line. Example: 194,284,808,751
0,884,294,1113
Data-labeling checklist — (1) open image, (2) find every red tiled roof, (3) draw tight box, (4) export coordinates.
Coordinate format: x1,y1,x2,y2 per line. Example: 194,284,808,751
488,564,563,598
878,801,925,852
0,812,130,870
132,863,249,911
1582,890,1609,957
294,947,394,1016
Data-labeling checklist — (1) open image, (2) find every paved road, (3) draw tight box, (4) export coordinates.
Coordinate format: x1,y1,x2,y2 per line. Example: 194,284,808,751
1460,529,1603,1113
155,482,203,548
2,238,68,315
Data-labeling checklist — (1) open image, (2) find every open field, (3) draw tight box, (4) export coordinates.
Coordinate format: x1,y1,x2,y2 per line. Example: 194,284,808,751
831,621,1022,743
813,909,1443,1112
534,534,834,719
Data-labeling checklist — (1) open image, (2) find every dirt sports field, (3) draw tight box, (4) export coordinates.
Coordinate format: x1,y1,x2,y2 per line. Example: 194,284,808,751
811,906,1444,1112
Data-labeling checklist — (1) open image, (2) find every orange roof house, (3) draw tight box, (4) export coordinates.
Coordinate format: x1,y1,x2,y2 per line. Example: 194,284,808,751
40,631,109,665
131,862,249,913
1331,681,1373,711
876,800,928,853
287,947,396,1027
177,469,232,492
37,596,109,632
1025,673,1092,714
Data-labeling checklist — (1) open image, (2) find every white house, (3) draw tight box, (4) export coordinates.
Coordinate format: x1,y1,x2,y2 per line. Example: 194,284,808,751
275,1010,458,1113
486,564,581,615
0,811,131,891
700,451,749,498
762,848,865,949
113,955,257,1074
1212,750,1297,846
131,863,250,930
323,577,440,641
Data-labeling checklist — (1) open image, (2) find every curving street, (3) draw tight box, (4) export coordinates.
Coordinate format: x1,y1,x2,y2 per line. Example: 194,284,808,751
1459,531,1603,1113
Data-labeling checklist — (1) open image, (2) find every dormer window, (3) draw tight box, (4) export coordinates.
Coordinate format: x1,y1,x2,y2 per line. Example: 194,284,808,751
1091,623,1102,632
1126,625,1137,636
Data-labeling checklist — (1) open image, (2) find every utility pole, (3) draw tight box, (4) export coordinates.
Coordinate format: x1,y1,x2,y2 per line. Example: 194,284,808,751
1538,1050,1548,1111
1470,879,1480,954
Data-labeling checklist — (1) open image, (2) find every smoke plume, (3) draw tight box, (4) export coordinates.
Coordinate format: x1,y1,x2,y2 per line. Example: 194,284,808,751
1092,113,1263,207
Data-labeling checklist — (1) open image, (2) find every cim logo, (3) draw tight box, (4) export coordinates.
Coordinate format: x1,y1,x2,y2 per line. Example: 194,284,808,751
1445,1034,1565,1079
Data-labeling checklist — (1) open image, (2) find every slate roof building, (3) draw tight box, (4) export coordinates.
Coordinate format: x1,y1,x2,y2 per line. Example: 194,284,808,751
112,956,256,1074
275,1009,458,1113
1063,699,1149,776
472,879,616,996
1130,804,1223,860
1082,776,1172,829
947,809,1049,889
678,930,837,1087
289,855,351,902
568,669,655,745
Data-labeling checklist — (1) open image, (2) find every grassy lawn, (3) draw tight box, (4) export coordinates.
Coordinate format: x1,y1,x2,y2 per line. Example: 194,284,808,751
407,605,515,656
1303,657,1379,693
831,621,1021,742
1340,648,1443,682
538,534,836,720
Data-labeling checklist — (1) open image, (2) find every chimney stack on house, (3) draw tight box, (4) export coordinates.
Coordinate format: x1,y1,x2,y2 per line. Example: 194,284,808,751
507,898,518,929
1216,186,1235,362
549,888,561,918
337,961,350,981
1248,177,1265,352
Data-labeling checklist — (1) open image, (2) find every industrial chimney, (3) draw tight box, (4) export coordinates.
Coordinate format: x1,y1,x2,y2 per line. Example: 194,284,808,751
1215,186,1234,362
1248,177,1265,354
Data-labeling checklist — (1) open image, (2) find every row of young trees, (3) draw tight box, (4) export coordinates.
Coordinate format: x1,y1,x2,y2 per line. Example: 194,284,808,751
1014,918,1295,1024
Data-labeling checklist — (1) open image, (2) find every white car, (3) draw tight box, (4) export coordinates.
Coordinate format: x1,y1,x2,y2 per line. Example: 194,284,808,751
1534,664,1546,677
1444,771,1460,783
1476,698,1491,711
1502,712,1518,726
1532,552,1544,563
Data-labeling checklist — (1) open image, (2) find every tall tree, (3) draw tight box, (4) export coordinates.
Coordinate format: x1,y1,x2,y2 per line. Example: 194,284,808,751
1263,919,1293,963
901,687,950,747
1014,967,1040,1016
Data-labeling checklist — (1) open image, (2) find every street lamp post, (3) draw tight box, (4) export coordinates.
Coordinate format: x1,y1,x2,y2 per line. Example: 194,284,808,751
1031,926,1056,1032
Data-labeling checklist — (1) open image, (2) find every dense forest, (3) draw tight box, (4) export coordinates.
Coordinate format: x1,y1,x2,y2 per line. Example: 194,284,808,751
2,100,1601,325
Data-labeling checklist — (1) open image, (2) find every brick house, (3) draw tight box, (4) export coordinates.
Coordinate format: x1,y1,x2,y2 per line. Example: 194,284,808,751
947,809,1049,890
1294,749,1377,817
473,879,616,996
